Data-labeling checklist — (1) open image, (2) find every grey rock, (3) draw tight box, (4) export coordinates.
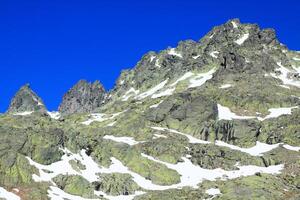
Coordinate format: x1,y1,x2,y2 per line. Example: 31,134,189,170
108,19,287,104
59,80,106,114
7,84,46,113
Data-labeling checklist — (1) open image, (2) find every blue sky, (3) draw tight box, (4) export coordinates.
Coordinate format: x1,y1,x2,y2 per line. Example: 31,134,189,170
0,0,299,112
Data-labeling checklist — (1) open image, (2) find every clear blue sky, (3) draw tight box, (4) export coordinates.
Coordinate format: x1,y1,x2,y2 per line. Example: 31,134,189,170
0,0,299,112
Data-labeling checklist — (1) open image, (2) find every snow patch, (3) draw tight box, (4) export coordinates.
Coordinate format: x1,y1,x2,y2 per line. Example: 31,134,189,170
293,57,300,61
217,104,297,121
168,48,183,58
151,88,175,99
170,72,194,87
153,134,167,139
107,121,117,127
47,111,61,120
279,85,290,89
151,127,209,144
103,135,143,146
192,55,200,59
231,21,238,28
121,87,140,101
206,188,221,196
188,68,216,88
217,104,255,120
282,144,300,152
136,79,168,100
155,59,162,68
0,187,20,200
82,111,125,125
209,51,219,58
258,107,298,121
150,56,156,62
216,141,280,156
219,84,232,89
235,33,249,45
149,100,163,108
13,111,34,116
270,62,300,88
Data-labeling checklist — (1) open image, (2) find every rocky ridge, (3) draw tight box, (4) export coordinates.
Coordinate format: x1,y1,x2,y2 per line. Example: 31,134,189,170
1,19,300,200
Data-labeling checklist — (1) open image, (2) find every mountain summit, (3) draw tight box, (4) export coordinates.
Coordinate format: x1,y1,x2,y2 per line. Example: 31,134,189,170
7,84,47,114
58,79,106,114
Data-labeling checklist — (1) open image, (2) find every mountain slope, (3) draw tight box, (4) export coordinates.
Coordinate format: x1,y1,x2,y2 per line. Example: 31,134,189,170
0,19,300,200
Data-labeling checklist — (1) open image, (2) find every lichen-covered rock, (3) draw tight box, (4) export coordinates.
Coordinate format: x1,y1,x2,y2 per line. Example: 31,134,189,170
53,175,96,198
7,84,47,114
94,173,140,196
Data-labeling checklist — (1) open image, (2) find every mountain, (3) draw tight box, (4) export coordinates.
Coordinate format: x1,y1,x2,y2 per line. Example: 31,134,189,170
58,80,106,115
0,19,300,200
7,84,47,114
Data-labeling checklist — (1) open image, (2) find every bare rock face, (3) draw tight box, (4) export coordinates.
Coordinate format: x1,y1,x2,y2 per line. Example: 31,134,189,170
58,80,106,115
7,84,47,113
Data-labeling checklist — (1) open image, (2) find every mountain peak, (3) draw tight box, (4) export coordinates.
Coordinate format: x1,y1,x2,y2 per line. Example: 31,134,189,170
7,84,46,114
58,79,106,115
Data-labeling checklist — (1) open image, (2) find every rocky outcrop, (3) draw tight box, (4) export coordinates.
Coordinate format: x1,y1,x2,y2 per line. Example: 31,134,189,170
7,84,47,114
108,19,287,103
58,80,106,115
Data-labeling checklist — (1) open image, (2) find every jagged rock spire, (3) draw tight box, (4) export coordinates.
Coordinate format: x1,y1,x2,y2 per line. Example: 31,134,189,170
7,84,47,114
58,79,106,115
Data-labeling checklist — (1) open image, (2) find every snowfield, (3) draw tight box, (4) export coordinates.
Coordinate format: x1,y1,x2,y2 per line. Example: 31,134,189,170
26,144,285,199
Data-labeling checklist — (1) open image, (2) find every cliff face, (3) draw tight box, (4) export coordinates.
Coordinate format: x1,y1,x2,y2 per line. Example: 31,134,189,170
58,80,106,115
